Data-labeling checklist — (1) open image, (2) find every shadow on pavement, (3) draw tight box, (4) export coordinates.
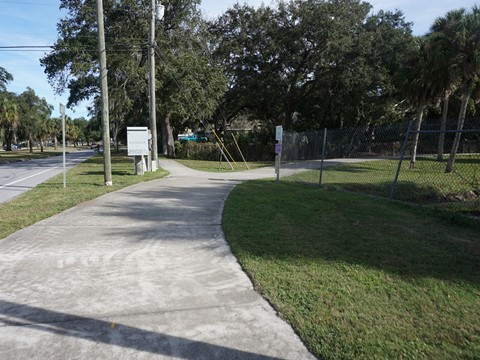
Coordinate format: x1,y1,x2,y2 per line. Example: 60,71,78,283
0,300,281,360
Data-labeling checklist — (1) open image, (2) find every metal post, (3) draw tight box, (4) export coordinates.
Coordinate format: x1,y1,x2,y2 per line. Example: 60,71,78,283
60,103,66,188
275,153,281,182
319,128,327,186
149,0,158,171
275,126,283,183
95,0,113,186
62,112,66,188
389,121,413,201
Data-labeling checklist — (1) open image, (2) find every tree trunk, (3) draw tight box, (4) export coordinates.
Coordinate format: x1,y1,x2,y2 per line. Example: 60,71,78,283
160,113,175,157
29,136,33,153
113,123,119,151
40,138,44,152
436,94,449,161
4,128,14,151
446,80,473,173
410,93,426,169
161,116,168,156
165,114,175,157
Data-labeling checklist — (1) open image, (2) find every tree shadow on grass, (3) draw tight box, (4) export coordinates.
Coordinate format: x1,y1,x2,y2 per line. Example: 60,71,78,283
80,170,132,176
418,156,480,165
225,181,480,286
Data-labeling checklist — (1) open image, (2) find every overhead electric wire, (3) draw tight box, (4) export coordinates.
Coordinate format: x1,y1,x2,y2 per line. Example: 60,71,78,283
0,46,53,49
0,43,145,53
0,0,58,6
1,2,229,131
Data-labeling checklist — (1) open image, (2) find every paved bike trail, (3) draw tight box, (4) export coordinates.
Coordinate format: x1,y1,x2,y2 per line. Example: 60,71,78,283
0,159,315,359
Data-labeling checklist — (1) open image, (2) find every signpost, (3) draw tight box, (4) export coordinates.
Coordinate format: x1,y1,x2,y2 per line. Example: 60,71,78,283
275,125,283,182
127,127,149,175
59,103,66,188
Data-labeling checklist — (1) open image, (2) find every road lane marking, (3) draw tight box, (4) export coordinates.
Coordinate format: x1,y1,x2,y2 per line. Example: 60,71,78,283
0,158,86,190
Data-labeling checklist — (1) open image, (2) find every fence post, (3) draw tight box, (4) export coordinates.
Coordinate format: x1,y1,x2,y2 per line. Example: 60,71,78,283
319,128,328,186
389,121,413,201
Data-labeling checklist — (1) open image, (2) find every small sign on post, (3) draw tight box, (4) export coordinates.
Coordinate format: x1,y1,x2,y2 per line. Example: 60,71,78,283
127,127,149,175
276,125,283,144
275,143,282,154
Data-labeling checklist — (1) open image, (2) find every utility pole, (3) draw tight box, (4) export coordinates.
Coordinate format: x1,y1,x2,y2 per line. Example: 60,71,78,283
95,0,113,186
148,0,159,171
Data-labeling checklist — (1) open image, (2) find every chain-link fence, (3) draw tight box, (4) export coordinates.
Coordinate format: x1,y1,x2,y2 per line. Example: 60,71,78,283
281,120,480,216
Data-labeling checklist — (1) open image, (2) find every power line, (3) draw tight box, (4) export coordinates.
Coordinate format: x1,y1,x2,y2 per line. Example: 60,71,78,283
0,50,52,52
0,44,144,53
0,0,58,5
0,46,53,49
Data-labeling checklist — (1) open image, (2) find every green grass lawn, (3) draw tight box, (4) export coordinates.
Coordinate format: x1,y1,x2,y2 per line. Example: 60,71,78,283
223,180,480,359
0,151,168,240
288,156,480,215
176,159,273,172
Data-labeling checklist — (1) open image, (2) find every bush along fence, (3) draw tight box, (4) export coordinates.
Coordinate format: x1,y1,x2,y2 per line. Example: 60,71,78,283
175,130,276,162
281,120,480,215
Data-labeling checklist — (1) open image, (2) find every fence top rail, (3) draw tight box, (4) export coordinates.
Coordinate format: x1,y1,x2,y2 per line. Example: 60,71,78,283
412,129,480,134
283,129,480,137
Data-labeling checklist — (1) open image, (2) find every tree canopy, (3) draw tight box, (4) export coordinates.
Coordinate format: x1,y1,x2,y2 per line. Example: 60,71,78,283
41,0,226,156
209,0,414,130
34,0,479,166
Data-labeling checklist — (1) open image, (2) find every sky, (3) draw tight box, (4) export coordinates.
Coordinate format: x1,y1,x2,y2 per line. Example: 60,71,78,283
0,0,479,119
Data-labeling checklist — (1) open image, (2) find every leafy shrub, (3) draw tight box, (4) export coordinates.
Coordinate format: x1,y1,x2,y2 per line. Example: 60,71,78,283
175,141,218,160
175,130,276,161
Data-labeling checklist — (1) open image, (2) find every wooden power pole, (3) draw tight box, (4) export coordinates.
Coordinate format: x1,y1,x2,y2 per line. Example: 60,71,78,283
95,0,113,186
149,0,159,170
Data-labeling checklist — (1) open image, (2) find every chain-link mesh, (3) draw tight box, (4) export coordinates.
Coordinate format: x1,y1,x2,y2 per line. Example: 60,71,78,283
281,120,480,216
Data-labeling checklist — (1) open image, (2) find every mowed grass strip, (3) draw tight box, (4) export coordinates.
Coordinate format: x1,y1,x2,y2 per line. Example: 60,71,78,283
176,159,273,172
0,152,168,239
288,156,480,215
223,180,480,359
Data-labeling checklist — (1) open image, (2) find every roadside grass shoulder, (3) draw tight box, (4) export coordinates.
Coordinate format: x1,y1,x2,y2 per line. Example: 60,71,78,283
0,147,87,164
223,180,480,359
0,152,168,240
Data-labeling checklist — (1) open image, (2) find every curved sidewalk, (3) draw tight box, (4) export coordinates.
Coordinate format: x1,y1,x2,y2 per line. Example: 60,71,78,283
0,159,315,359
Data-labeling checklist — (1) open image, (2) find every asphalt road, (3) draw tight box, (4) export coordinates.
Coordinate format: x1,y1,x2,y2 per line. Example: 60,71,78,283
0,150,95,204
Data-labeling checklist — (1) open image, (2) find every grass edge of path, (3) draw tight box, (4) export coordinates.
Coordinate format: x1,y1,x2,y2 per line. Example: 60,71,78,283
223,180,480,359
0,152,169,240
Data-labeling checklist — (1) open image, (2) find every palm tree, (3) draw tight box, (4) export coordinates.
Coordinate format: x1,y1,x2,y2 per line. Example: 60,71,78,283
0,67,13,92
433,7,480,173
0,96,19,151
35,115,50,152
52,117,62,149
401,36,445,169
34,101,53,152
427,24,461,161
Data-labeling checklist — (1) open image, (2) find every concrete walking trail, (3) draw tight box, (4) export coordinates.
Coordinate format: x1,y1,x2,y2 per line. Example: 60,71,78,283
0,159,316,359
